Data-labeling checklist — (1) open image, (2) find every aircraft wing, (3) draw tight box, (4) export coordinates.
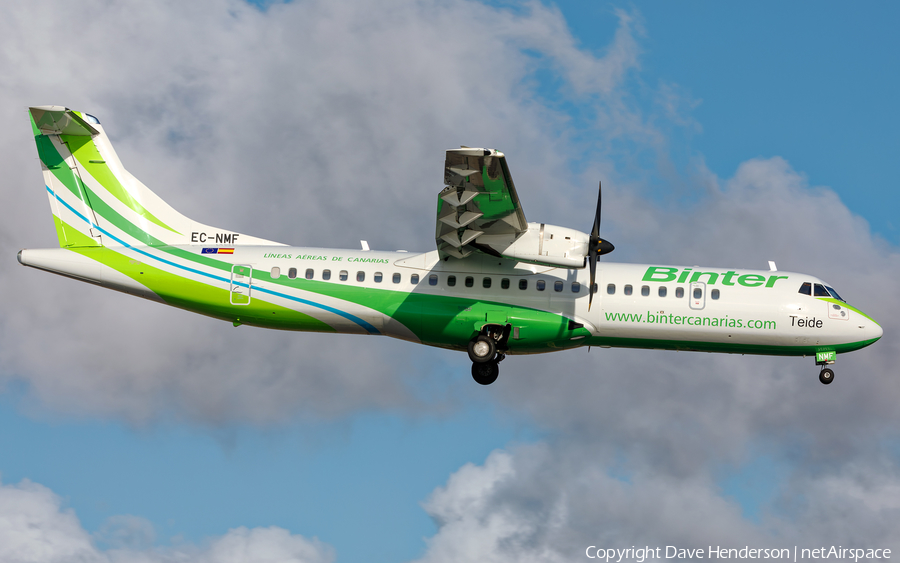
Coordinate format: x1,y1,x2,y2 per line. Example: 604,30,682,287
436,148,528,260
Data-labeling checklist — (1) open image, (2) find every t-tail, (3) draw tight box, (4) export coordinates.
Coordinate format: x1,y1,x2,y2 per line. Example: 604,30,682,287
27,106,280,249
20,106,284,296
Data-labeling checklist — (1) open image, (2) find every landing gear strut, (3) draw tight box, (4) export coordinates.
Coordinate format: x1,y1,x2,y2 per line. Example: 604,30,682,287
468,325,510,385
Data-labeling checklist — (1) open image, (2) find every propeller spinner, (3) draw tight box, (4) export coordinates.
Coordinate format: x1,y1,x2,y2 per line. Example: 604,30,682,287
588,181,614,311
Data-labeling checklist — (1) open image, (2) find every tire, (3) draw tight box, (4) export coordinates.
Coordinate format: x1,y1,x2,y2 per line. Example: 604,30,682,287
471,361,499,385
819,368,835,385
467,335,496,364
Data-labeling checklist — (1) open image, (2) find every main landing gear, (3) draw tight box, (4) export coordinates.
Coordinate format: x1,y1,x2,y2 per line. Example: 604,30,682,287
467,325,510,385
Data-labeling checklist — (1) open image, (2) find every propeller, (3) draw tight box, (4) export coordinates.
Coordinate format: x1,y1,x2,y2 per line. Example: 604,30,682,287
588,181,615,311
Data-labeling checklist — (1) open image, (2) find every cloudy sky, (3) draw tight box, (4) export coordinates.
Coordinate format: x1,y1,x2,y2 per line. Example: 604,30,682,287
1,1,899,561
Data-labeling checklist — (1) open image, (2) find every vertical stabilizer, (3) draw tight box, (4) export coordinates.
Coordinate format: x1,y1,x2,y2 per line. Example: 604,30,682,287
29,106,283,249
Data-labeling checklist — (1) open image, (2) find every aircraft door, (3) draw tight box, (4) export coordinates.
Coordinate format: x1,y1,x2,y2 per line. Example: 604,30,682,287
689,282,705,310
230,264,253,305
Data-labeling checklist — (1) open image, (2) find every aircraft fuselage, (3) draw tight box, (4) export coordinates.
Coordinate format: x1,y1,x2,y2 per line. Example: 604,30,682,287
18,244,882,358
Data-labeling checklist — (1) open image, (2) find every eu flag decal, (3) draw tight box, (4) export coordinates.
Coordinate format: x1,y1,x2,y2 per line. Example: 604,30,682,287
201,248,218,254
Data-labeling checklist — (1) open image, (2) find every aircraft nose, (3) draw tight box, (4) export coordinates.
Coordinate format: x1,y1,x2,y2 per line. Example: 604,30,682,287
870,320,884,341
860,313,883,342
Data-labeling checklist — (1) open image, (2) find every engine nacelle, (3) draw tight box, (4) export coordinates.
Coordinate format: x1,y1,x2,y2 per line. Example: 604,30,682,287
480,222,589,268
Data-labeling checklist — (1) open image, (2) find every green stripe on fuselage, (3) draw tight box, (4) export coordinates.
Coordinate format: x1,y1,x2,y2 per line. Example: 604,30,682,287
584,335,880,356
278,278,590,352
817,297,877,324
60,224,333,332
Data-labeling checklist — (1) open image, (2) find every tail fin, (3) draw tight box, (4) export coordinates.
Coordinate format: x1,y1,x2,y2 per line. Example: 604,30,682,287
29,106,281,249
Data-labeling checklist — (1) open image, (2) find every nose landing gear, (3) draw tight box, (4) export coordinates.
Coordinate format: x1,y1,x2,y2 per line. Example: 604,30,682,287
816,351,836,385
467,325,510,385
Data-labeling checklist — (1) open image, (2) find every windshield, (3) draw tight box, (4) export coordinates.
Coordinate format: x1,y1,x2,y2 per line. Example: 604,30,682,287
826,286,845,302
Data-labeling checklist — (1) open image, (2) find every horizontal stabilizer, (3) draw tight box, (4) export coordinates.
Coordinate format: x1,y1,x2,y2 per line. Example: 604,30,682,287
31,106,99,136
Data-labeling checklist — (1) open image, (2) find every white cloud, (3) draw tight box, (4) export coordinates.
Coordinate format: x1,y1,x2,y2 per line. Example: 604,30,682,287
0,0,644,424
417,442,900,561
0,478,334,563
415,154,900,556
3,0,899,558
0,479,101,563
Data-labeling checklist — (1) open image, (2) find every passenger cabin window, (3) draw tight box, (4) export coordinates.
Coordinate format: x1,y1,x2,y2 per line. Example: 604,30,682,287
288,267,297,279
675,287,684,298
536,280,546,291
641,285,650,296
799,282,812,295
339,270,348,281
428,274,437,286
711,289,720,300
519,279,528,290
411,274,419,284
554,280,563,292
571,281,581,293
624,284,632,296
465,276,474,288
357,271,365,282
271,267,281,279
658,286,667,297
305,268,314,280
592,283,598,295
693,287,702,299
374,272,383,283
322,269,331,280
392,273,401,284
607,283,615,295
483,277,492,289
814,283,830,297
501,278,510,289
447,275,456,287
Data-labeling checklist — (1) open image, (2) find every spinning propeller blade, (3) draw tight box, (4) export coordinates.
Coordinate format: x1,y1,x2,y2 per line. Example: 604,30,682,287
588,181,614,311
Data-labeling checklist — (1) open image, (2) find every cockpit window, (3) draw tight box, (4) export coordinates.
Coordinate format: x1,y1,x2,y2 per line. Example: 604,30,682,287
813,283,830,297
799,282,811,296
826,286,846,302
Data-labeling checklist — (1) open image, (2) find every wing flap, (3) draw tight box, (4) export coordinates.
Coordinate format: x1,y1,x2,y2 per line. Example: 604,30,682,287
436,148,527,260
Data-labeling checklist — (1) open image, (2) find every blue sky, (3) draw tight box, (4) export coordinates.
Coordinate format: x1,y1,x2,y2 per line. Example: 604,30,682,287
1,1,899,562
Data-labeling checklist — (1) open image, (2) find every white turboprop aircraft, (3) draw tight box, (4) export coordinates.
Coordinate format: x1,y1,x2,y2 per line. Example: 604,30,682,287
19,106,882,385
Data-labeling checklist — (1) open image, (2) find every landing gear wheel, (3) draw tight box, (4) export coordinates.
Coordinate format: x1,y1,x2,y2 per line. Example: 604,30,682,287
819,368,835,385
472,361,499,385
467,335,496,364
